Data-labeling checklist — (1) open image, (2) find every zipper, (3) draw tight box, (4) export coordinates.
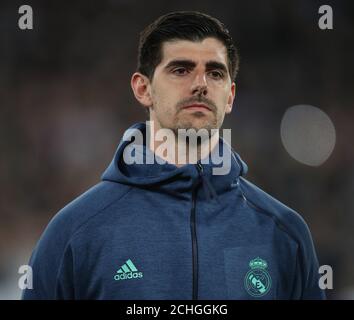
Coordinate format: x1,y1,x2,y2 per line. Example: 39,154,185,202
190,162,203,300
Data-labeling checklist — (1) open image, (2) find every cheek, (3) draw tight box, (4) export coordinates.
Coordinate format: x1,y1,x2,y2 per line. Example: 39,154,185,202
214,88,230,110
221,87,232,108
152,85,178,113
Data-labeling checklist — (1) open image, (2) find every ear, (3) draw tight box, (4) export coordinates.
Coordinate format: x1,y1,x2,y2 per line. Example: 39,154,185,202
225,82,236,114
131,72,153,110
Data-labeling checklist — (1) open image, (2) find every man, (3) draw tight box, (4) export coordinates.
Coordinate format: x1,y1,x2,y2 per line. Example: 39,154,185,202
23,11,325,299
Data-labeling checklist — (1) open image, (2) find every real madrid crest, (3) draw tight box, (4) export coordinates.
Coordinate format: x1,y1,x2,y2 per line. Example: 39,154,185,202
244,257,272,297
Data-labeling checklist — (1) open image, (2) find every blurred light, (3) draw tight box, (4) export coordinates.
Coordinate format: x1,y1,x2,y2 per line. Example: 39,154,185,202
280,105,336,166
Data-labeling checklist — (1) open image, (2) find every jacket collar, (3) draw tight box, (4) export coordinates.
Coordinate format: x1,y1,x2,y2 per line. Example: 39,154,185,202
102,122,248,200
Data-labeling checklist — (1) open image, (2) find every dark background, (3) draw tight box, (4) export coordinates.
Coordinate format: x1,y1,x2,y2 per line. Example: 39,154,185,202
0,0,353,299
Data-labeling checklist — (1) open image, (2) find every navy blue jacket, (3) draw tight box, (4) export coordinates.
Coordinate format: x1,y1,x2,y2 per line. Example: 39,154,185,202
22,122,325,299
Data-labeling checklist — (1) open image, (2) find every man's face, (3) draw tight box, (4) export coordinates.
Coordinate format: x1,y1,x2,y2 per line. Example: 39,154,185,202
147,37,235,132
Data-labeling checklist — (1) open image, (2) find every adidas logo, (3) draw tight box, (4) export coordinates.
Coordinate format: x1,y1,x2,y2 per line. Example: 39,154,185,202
114,259,143,281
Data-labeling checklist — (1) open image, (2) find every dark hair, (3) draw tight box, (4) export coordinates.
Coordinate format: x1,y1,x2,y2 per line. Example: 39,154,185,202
137,11,239,82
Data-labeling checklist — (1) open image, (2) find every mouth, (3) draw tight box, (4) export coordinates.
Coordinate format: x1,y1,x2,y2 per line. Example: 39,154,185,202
181,103,212,112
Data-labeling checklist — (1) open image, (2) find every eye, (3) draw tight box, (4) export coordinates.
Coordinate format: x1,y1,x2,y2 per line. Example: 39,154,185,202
172,67,189,76
208,70,224,79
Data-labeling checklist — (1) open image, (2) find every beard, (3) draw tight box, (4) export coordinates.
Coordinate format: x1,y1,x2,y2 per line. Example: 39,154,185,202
172,95,221,133
173,112,218,133
150,94,224,137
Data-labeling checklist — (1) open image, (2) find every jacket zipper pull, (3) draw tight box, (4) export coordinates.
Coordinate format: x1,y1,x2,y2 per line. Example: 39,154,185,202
196,162,203,175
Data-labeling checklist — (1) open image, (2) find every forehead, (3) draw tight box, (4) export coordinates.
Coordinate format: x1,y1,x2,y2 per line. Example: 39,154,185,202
159,37,228,66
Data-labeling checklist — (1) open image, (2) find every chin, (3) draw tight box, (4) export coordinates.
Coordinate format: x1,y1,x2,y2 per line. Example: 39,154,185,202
169,112,221,132
175,121,218,132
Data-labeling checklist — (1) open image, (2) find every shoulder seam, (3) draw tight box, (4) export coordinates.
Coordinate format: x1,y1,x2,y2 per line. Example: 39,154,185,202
238,178,301,247
71,184,133,240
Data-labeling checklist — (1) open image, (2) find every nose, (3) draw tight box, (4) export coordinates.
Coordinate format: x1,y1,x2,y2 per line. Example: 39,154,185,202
191,73,208,96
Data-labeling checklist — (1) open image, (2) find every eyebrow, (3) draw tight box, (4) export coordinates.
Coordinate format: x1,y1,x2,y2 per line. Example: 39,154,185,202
164,59,228,73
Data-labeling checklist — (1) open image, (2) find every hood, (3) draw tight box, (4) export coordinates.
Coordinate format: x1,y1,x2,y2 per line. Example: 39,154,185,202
101,122,248,200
